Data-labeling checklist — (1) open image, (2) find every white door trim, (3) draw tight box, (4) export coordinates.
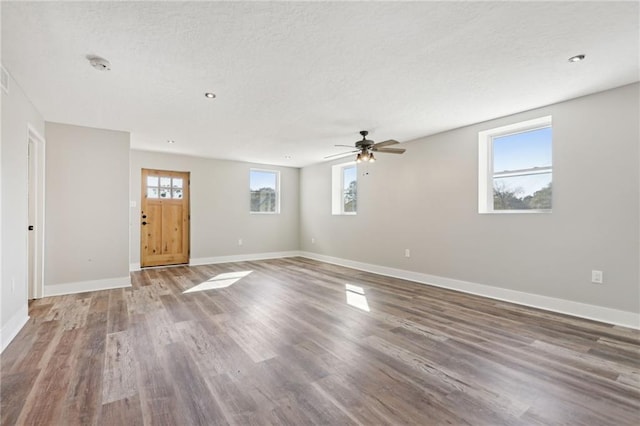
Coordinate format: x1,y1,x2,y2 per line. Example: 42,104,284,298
27,125,45,299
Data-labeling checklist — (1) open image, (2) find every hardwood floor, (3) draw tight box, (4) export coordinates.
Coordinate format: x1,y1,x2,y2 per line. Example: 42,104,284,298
2,257,639,425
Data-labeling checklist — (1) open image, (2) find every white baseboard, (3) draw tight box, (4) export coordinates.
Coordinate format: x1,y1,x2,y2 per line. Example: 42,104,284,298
300,252,639,329
44,276,131,297
190,250,302,267
1,304,29,353
131,251,300,271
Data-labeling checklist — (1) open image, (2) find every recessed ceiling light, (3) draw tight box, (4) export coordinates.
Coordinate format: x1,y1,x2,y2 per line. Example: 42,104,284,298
284,155,292,159
167,139,175,144
204,92,216,98
568,54,585,63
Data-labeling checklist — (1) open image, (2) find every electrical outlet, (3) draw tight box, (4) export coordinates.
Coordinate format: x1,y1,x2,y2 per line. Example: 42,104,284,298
311,237,316,244
591,270,603,284
405,249,411,258
238,238,243,246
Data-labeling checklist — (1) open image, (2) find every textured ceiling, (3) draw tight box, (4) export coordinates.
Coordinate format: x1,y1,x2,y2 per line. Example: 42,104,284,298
2,1,638,167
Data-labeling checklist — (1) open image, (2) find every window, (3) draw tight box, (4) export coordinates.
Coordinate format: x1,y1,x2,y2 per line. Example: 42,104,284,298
250,169,279,213
479,116,552,213
332,162,357,215
146,175,184,199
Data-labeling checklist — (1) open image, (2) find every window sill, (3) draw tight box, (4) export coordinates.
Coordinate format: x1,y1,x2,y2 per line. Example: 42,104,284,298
479,209,552,214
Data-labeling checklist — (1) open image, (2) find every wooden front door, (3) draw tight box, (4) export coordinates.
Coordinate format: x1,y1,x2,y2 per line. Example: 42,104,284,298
141,169,190,267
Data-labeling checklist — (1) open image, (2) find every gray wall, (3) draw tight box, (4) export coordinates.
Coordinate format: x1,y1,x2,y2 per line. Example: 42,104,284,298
1,70,44,332
45,122,130,286
130,150,300,265
2,78,637,353
300,83,639,314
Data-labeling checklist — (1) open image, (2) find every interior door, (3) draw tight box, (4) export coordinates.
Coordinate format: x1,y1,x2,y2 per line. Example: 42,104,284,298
141,169,190,267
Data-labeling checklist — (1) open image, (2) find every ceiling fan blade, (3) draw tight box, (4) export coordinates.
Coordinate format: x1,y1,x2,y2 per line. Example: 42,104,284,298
373,147,406,154
324,150,358,159
372,139,399,148
334,144,356,148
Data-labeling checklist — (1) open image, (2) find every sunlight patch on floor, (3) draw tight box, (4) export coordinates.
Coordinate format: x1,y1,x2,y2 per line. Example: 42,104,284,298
183,270,253,293
345,284,370,312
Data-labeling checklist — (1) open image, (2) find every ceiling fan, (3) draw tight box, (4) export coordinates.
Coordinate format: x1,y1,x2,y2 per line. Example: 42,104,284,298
325,130,406,163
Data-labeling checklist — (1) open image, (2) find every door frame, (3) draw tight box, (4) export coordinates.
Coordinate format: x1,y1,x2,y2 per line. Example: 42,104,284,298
27,125,45,299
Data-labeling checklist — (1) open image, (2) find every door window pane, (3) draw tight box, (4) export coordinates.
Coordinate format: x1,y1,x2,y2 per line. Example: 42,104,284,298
172,189,183,199
172,178,183,188
147,176,159,187
147,187,159,198
160,177,171,188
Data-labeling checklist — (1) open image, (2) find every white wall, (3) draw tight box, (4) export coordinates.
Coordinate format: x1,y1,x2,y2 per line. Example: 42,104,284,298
1,70,44,350
130,150,300,267
44,122,130,295
300,83,639,318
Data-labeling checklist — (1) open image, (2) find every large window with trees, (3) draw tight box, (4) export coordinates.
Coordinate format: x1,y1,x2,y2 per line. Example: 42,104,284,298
250,169,280,213
332,162,357,215
479,116,552,213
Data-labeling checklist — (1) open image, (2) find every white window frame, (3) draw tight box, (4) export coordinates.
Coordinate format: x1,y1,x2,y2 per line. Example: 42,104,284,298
249,168,280,214
331,162,357,215
478,116,552,214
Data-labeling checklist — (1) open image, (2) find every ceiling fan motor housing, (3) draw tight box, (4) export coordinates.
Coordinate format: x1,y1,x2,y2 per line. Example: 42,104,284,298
356,140,373,150
356,130,374,150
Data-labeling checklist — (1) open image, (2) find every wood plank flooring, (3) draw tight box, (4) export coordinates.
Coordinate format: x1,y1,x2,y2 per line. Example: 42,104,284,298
2,257,639,425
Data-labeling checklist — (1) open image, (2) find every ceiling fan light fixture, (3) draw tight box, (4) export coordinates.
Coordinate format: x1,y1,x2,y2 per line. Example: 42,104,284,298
355,149,377,163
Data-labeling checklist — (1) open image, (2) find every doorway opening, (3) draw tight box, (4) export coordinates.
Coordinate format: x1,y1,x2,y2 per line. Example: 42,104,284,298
27,126,45,299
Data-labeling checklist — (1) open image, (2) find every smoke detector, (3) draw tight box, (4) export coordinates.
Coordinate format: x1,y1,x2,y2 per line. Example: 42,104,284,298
88,56,111,71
